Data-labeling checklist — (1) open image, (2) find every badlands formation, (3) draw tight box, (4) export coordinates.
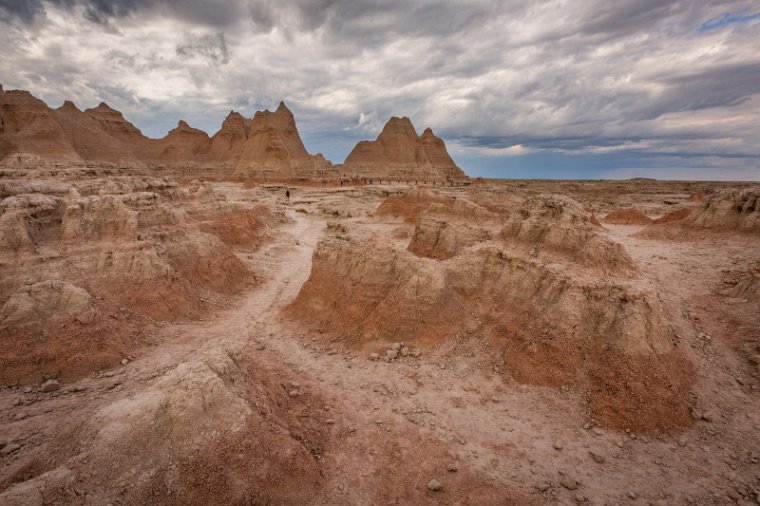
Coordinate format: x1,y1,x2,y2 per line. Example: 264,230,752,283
1,87,760,505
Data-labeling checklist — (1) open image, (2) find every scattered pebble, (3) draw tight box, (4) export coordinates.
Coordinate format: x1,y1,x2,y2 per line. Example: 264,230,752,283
446,464,458,472
41,379,60,392
427,479,443,491
560,478,579,491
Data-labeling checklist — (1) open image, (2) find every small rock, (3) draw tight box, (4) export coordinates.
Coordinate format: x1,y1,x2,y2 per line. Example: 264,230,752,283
41,379,60,392
575,493,589,503
22,386,32,394
583,422,592,430
325,419,335,425
391,342,402,351
589,451,605,464
427,479,443,491
288,390,301,398
411,349,422,358
13,413,27,421
701,411,717,423
400,347,411,357
369,352,380,361
677,436,688,447
560,478,579,491
121,358,128,366
446,464,458,472
386,349,399,360
553,442,563,451
1,443,21,455
627,491,637,499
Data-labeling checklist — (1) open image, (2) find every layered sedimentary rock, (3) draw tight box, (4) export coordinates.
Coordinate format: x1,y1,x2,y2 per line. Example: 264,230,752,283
210,102,331,176
144,120,211,162
0,86,331,176
0,87,80,160
343,117,466,181
290,190,691,432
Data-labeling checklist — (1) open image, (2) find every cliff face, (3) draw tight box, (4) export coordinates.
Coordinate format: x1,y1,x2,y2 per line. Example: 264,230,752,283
0,89,80,160
343,117,466,181
218,102,328,173
0,87,330,176
84,102,145,144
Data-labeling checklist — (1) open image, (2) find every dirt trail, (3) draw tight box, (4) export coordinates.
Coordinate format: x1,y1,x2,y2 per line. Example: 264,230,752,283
0,209,323,487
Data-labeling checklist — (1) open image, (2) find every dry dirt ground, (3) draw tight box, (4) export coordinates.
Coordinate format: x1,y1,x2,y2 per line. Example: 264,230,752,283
1,176,760,505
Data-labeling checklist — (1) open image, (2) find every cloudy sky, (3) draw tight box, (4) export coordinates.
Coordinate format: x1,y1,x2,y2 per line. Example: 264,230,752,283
1,0,759,180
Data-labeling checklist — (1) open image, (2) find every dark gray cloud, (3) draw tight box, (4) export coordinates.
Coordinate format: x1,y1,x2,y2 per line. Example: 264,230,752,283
176,33,230,65
0,0,759,179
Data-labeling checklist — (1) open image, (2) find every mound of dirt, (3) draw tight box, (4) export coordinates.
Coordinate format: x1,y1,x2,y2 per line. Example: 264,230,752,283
191,204,285,249
500,194,636,275
289,236,691,432
722,262,760,300
0,177,260,383
375,188,455,223
688,192,705,201
687,187,760,233
409,214,493,260
603,208,653,225
404,193,635,274
0,281,96,327
0,345,534,505
652,207,692,224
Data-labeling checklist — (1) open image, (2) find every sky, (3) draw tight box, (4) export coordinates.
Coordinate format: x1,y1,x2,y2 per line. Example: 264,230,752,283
1,0,759,180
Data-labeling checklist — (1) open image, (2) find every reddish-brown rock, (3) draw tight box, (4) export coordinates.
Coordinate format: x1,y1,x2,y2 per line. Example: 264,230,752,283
343,117,466,181
0,87,331,177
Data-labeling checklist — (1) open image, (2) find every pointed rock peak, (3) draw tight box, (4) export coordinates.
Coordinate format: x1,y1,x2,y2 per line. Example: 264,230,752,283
177,120,190,129
85,102,123,116
0,84,4,94
275,100,293,115
224,110,245,121
421,127,438,139
380,116,418,137
59,100,80,112
388,116,413,125
95,102,116,112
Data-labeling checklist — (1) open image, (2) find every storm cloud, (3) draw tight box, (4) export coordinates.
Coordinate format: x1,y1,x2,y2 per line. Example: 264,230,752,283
1,0,759,179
